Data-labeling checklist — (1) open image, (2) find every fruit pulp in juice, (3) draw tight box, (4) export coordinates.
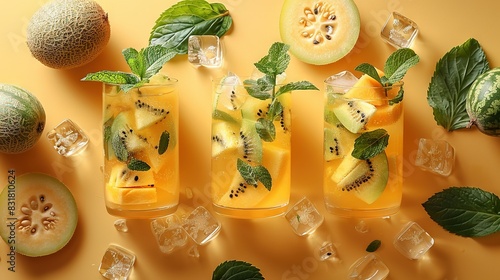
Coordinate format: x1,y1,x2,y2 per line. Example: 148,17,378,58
103,82,179,218
211,83,291,218
323,88,403,218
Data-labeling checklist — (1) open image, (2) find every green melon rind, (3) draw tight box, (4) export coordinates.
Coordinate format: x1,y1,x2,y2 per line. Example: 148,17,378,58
466,68,500,136
0,173,78,257
0,84,46,154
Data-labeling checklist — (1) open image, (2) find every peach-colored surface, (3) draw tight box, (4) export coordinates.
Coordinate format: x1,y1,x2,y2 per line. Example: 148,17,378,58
1,0,500,279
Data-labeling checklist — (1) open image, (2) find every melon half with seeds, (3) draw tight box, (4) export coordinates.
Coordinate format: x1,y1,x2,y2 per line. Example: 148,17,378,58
279,0,360,65
0,173,78,257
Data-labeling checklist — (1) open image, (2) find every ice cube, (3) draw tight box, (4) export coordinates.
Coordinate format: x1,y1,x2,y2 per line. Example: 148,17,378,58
393,221,434,259
414,138,455,176
284,197,324,236
181,206,221,245
187,244,200,258
150,215,188,254
114,219,128,233
348,253,389,280
46,119,89,156
381,12,419,48
318,241,337,261
355,220,369,233
324,71,359,94
188,35,223,68
215,72,246,111
99,244,136,280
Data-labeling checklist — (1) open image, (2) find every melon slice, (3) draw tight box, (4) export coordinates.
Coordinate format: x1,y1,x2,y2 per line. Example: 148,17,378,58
216,145,290,208
331,151,389,204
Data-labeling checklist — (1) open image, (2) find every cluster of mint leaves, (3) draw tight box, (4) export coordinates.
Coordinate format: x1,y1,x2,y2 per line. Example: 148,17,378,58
350,48,419,160
235,42,318,191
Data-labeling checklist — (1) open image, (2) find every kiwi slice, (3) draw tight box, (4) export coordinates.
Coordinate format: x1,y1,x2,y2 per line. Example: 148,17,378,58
107,164,155,188
214,73,247,111
333,99,377,133
0,173,78,257
110,112,148,161
133,98,170,130
239,119,263,164
331,151,389,204
323,124,357,161
212,121,240,158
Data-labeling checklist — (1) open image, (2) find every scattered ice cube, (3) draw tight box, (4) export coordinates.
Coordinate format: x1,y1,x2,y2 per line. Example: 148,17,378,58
151,215,188,254
285,197,324,236
324,71,359,94
414,138,455,176
114,219,128,233
355,220,369,233
188,35,223,68
181,206,221,245
393,221,434,259
348,253,389,280
215,72,246,111
318,241,337,261
381,11,419,48
99,244,136,280
46,119,89,156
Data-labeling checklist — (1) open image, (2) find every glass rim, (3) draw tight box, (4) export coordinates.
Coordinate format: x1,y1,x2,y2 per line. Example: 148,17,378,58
103,76,179,87
212,75,287,87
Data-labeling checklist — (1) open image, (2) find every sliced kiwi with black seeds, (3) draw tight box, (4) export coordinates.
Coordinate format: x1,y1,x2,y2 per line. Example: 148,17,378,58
212,121,240,157
216,173,269,208
110,112,149,161
324,113,357,161
333,99,377,133
331,151,389,204
215,73,247,111
133,98,169,130
108,164,155,188
239,119,263,164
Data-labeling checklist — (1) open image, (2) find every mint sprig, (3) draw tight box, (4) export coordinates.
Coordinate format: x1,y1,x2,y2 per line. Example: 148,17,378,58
237,159,272,191
82,45,176,92
423,186,500,237
427,38,489,131
212,260,264,280
352,129,389,160
355,48,419,105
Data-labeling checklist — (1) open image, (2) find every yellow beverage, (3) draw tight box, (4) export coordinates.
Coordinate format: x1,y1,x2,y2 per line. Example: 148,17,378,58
211,76,291,218
323,75,404,218
102,76,179,218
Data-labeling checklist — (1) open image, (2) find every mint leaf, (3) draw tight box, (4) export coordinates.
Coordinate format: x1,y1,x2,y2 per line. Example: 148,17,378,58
158,131,170,155
254,42,290,77
422,186,500,237
254,165,272,191
384,48,420,84
128,158,151,171
427,38,489,131
122,48,144,79
82,71,140,85
352,129,389,160
149,0,232,54
366,240,382,252
237,159,258,186
212,260,264,280
354,63,382,84
275,81,319,98
255,118,276,142
111,133,129,162
142,45,177,79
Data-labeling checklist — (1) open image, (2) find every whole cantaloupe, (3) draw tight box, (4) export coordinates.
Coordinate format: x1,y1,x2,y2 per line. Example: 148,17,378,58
0,84,46,154
26,0,110,69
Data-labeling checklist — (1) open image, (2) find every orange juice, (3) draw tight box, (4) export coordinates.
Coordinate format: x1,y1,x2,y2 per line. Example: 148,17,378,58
102,76,179,218
211,76,291,218
323,77,403,218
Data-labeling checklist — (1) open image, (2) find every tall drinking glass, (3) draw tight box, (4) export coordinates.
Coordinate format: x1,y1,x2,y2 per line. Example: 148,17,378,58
102,75,179,218
211,75,291,219
323,75,403,218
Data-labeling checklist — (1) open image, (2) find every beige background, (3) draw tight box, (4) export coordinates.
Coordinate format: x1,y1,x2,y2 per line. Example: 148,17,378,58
1,0,500,279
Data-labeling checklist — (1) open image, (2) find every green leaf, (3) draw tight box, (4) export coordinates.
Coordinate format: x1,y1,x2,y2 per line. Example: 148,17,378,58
352,129,389,160
212,260,264,280
384,48,420,84
366,240,382,252
427,38,489,131
142,45,178,79
128,158,151,171
81,71,140,85
212,109,238,123
111,133,129,162
254,165,272,191
123,48,145,79
237,159,258,186
158,131,170,155
355,63,382,84
275,81,319,98
254,42,290,77
389,85,404,105
149,0,232,54
255,118,276,142
422,186,500,237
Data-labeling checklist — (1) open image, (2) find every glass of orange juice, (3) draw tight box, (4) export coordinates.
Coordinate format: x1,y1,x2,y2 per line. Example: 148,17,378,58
102,74,179,218
323,71,404,218
210,73,292,219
